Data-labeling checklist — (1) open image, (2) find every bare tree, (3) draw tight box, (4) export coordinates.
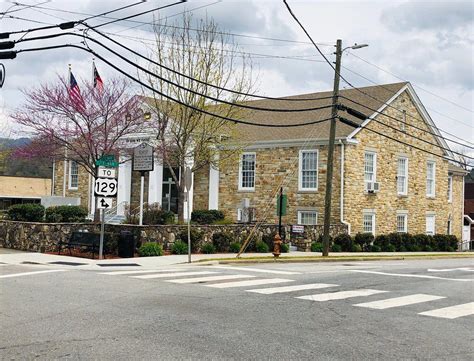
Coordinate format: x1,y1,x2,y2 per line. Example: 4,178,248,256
11,75,145,218
144,13,256,221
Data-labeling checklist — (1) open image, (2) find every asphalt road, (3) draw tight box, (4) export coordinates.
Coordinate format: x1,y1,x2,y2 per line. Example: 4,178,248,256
1,258,473,360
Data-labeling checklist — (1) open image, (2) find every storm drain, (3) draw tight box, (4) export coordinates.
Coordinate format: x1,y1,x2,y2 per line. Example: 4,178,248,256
97,263,141,267
49,261,88,266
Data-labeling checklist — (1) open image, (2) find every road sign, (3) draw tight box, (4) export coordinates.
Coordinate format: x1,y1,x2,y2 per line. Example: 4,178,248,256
292,225,305,234
97,197,113,209
276,194,287,216
94,178,118,197
96,154,119,168
133,143,154,172
97,167,116,179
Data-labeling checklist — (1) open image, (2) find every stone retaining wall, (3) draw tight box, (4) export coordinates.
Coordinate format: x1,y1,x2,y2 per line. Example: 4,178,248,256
0,220,347,253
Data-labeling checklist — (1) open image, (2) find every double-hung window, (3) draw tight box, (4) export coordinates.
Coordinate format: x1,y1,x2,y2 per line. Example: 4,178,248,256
397,157,408,195
298,211,318,225
363,211,375,235
239,153,256,191
69,160,78,189
447,176,453,203
364,151,376,185
426,214,435,235
426,161,436,197
396,212,408,233
298,150,318,191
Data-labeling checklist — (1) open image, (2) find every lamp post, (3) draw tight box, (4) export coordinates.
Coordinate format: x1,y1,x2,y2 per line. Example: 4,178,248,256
321,41,368,257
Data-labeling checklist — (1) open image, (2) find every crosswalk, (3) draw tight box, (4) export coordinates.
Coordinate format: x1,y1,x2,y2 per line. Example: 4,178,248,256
99,267,474,321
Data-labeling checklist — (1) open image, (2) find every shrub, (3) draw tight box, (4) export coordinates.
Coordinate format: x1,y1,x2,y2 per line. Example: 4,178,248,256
201,243,216,254
280,243,289,253
45,205,88,223
212,232,234,252
447,235,458,251
413,234,432,251
191,210,225,224
387,233,403,251
255,241,269,253
351,243,362,252
374,235,389,251
138,242,163,257
354,233,374,251
262,233,276,251
371,245,382,252
177,229,203,251
229,242,241,253
334,234,353,252
171,241,188,255
311,242,323,252
400,233,415,251
331,244,342,252
385,244,396,252
7,203,45,222
124,203,174,225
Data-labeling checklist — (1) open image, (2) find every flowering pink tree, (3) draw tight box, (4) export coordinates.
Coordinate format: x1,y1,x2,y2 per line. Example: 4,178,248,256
11,75,146,219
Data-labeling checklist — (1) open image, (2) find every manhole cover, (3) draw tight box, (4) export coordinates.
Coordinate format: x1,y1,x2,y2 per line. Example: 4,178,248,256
97,263,141,267
49,261,88,266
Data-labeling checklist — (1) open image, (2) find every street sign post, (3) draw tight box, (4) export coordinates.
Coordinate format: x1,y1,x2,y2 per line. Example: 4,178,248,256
133,143,154,226
94,178,118,197
184,166,193,263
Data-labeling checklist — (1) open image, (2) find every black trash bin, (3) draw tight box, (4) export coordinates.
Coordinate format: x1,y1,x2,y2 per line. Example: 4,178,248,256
118,231,136,258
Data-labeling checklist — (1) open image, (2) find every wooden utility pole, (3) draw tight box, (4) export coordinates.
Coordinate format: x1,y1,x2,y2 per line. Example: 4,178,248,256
322,39,342,257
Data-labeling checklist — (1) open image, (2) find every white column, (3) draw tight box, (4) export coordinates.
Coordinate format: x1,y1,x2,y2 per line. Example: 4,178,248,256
89,173,96,217
208,164,219,210
117,156,132,216
148,158,163,206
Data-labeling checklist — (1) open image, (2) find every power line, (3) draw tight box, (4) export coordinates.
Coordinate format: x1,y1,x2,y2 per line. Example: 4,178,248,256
339,117,469,168
17,31,334,113
14,43,338,128
340,96,474,149
341,64,474,130
347,51,473,114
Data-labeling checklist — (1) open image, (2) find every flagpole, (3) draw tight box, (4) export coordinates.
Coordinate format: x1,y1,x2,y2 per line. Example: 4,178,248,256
63,64,71,197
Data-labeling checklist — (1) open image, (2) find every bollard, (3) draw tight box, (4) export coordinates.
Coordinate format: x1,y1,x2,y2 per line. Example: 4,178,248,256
273,233,282,258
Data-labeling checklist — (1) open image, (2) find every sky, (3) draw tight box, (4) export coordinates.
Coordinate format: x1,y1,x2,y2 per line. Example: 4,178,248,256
0,0,472,154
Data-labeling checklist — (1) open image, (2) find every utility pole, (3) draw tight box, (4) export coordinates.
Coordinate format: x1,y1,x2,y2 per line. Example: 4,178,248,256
322,39,342,257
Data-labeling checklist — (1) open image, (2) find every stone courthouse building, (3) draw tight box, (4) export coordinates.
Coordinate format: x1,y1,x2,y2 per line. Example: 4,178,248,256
53,82,466,238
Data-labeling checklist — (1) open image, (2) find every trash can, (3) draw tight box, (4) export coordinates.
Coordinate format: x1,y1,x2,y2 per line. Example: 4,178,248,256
118,231,136,258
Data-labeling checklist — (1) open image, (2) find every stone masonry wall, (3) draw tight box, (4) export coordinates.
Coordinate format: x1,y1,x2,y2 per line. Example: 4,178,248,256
0,220,347,253
218,146,342,225
344,90,463,238
54,160,90,208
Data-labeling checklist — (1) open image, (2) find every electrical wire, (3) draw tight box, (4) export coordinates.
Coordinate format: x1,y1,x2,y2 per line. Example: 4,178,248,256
15,43,337,128
340,96,474,150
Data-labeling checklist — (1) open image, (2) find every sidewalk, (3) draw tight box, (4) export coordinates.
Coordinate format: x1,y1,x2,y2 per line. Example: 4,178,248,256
1,247,473,270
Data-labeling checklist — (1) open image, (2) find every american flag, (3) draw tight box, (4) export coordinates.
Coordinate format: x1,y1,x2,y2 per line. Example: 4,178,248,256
93,62,103,93
69,71,86,111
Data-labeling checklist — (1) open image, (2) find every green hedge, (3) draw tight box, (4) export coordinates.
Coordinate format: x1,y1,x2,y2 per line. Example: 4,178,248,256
7,203,45,222
45,205,88,223
191,210,225,224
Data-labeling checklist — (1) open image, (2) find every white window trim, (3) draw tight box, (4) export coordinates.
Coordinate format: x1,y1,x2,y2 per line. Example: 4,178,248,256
364,151,377,186
68,160,78,190
396,213,408,233
238,152,256,191
298,149,318,191
426,161,436,198
297,210,318,225
397,157,408,196
448,176,453,203
426,214,436,235
363,211,376,235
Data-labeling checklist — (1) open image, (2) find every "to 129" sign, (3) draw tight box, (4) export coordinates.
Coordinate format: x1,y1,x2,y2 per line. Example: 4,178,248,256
94,178,118,197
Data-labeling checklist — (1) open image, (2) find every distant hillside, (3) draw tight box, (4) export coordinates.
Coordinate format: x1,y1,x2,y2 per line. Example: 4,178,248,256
0,137,52,178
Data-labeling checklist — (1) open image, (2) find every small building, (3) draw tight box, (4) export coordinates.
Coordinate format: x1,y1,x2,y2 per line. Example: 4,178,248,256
0,175,51,211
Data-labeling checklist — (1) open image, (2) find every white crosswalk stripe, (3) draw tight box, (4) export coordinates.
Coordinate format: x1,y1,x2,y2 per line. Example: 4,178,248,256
0,270,68,279
132,271,217,279
100,269,183,276
427,268,474,272
247,283,338,294
207,266,301,275
207,278,294,289
167,274,256,284
354,294,445,309
297,289,387,302
419,302,474,319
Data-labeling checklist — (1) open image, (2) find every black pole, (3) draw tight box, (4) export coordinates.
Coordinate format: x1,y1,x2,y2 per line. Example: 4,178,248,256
278,187,283,237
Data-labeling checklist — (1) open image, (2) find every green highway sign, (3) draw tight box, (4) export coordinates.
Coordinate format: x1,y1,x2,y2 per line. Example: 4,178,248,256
95,154,119,168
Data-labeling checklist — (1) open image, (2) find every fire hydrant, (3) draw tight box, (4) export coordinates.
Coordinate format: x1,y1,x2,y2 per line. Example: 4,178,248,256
273,234,282,258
